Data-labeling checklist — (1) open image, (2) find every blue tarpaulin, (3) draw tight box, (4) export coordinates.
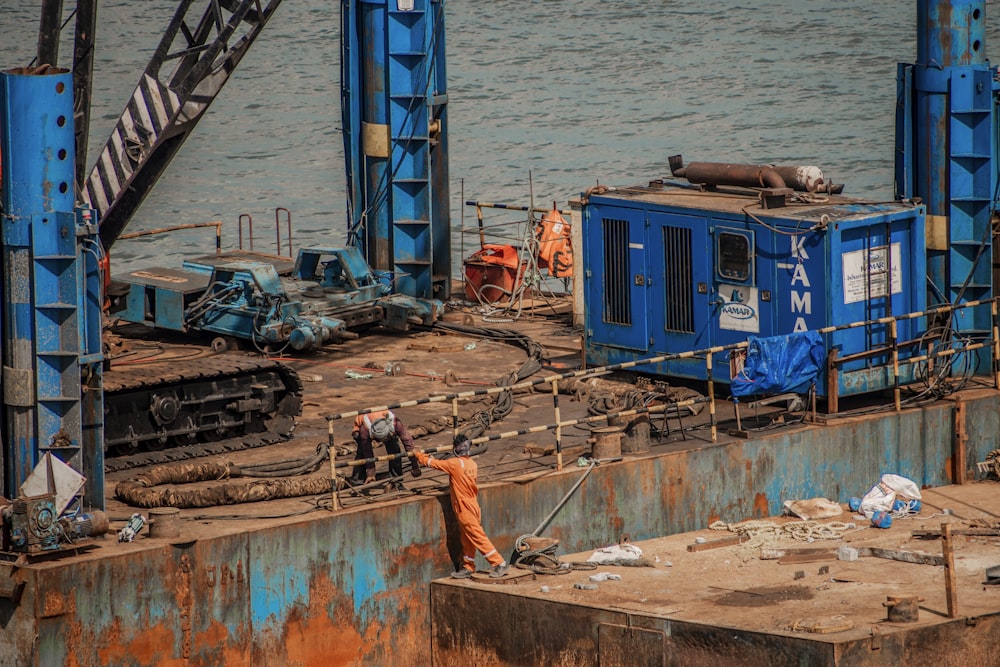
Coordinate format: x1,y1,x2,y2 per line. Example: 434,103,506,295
730,331,825,397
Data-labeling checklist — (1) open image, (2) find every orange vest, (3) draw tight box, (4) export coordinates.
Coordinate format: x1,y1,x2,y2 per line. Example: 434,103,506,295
535,203,573,278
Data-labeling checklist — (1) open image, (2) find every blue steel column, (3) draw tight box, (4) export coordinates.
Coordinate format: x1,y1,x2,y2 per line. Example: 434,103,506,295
912,1,991,311
342,0,450,298
428,0,451,299
0,67,103,506
1,67,75,492
362,0,392,271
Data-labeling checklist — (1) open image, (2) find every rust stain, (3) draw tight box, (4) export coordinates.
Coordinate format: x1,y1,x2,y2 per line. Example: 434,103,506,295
284,570,364,666
176,553,193,660
195,619,247,665
120,623,180,666
194,618,230,647
753,492,769,518
362,576,429,666
42,589,71,617
945,456,954,483
384,540,438,579
707,511,721,525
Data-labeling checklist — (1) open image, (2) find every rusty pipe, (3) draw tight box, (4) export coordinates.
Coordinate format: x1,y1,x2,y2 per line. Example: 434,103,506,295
668,155,842,193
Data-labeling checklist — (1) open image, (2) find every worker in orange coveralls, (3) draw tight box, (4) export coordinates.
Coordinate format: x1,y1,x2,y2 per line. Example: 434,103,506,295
352,409,420,490
413,434,509,579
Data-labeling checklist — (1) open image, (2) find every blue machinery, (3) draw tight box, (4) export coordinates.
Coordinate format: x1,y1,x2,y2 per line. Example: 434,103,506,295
582,0,998,404
582,177,929,402
0,67,104,509
111,245,443,351
896,0,994,348
0,0,450,516
341,0,451,300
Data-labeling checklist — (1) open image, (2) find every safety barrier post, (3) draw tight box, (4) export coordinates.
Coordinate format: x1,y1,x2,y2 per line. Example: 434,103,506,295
275,207,292,257
476,204,485,249
238,213,253,250
452,397,459,435
552,379,563,470
993,300,1000,390
706,354,717,442
329,421,340,512
891,319,900,412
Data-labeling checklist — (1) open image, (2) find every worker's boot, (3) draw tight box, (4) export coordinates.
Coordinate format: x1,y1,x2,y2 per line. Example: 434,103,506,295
489,562,509,578
409,455,422,478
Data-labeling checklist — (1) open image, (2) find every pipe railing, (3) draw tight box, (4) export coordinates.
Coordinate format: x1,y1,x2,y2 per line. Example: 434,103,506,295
324,297,1000,509
118,220,223,254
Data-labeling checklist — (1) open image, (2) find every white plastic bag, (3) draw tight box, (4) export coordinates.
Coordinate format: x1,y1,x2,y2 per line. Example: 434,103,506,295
859,473,921,517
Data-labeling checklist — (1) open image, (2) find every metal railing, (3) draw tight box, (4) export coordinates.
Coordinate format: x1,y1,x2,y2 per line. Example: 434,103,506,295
117,220,223,254
321,297,1000,509
237,207,294,257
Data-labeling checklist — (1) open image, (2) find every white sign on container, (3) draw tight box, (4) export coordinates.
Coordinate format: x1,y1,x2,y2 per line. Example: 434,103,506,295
842,243,901,304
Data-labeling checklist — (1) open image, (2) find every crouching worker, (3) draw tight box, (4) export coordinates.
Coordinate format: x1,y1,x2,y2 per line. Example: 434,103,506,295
413,434,509,579
352,409,421,490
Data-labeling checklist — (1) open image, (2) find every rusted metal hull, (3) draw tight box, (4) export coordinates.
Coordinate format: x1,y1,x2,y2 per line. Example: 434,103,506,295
1,392,997,665
429,584,1000,666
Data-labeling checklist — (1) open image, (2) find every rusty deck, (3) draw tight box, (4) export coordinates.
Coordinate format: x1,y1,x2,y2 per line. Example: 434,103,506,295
430,483,1000,666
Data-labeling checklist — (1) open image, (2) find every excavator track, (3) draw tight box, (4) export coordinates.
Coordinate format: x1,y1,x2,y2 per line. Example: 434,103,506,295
103,352,303,469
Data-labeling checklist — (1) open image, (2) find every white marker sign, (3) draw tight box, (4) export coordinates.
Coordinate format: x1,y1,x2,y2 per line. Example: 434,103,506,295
842,243,901,304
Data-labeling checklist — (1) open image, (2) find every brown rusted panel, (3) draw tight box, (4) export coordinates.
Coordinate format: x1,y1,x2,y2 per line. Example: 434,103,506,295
663,622,835,667
598,623,666,667
20,537,251,666
431,582,627,666
249,499,451,666
836,615,1000,666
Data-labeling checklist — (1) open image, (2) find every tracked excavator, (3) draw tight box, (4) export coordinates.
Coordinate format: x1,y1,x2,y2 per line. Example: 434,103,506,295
0,0,304,510
4,0,450,516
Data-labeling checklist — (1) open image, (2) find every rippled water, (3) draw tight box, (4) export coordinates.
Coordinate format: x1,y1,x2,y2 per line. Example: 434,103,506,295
2,1,996,268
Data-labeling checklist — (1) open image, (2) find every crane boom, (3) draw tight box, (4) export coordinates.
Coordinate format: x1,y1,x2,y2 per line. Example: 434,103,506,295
82,0,284,251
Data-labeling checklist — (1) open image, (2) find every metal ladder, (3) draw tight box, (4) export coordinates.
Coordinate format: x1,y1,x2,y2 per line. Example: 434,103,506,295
386,0,448,298
947,67,993,343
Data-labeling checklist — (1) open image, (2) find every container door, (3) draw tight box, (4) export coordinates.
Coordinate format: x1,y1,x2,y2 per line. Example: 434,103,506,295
647,211,711,353
585,204,649,352
711,227,761,349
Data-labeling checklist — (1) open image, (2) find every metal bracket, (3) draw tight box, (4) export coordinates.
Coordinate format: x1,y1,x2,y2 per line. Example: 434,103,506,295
870,624,882,651
3,366,34,407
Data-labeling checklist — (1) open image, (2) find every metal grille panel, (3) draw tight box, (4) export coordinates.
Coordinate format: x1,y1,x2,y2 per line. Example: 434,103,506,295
602,218,631,325
663,226,694,333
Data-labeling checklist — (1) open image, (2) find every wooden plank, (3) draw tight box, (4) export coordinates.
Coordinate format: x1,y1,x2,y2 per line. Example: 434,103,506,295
761,547,839,560
687,534,749,552
777,551,838,565
954,399,967,484
857,547,944,567
943,523,959,617
912,528,1000,539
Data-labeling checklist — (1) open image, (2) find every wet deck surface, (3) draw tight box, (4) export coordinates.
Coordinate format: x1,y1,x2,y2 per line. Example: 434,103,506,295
433,481,1000,653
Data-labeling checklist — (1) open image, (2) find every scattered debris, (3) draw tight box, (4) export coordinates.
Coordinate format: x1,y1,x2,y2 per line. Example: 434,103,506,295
587,543,652,566
688,534,749,552
789,615,854,634
117,513,146,543
783,497,843,520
